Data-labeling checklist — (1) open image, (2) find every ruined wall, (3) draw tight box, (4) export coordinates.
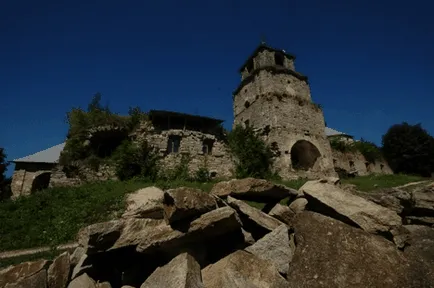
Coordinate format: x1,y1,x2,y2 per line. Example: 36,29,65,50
11,163,55,198
332,149,393,176
135,122,234,179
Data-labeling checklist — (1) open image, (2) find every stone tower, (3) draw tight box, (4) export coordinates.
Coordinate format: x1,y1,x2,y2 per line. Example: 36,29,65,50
233,43,336,179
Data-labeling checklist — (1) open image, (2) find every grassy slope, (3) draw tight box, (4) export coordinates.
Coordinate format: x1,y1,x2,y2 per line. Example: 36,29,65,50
0,174,426,257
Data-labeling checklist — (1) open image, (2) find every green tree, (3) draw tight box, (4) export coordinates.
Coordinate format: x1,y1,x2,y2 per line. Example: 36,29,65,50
382,122,434,177
0,148,11,200
227,124,275,179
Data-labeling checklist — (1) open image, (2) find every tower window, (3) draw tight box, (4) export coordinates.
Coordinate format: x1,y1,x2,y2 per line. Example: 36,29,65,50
244,101,250,108
167,135,181,153
244,120,250,127
274,52,285,66
202,139,214,155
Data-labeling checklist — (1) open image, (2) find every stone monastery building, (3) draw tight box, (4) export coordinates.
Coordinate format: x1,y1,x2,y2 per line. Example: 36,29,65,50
11,43,392,198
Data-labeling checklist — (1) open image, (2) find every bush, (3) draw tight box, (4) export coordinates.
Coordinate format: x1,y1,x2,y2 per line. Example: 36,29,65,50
227,124,275,179
195,167,211,182
329,138,356,153
111,140,159,181
382,122,434,177
0,148,11,201
354,139,382,164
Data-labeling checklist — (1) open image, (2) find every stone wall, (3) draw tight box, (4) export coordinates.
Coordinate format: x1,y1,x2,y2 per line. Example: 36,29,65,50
332,149,393,176
135,121,234,179
11,162,55,198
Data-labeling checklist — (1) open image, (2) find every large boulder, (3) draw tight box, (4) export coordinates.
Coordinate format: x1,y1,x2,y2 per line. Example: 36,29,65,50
67,273,96,288
163,187,217,224
0,259,50,288
122,187,165,219
47,252,70,288
211,178,296,202
268,203,295,225
227,196,283,239
300,180,402,235
140,253,203,288
286,211,432,288
354,188,412,215
78,207,241,255
202,250,288,288
245,224,294,276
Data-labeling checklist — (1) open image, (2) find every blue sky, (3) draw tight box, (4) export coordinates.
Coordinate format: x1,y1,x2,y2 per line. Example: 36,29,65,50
1,0,433,177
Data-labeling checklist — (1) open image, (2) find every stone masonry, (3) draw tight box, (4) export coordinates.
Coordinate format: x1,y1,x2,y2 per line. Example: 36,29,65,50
233,44,337,179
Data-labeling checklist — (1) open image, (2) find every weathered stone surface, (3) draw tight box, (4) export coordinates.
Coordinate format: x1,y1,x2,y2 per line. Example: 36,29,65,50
69,247,85,268
137,207,241,253
412,184,434,214
0,259,50,288
406,215,434,226
4,270,47,288
202,250,288,288
78,220,124,254
404,225,434,274
241,228,255,245
288,197,308,214
67,273,96,288
300,180,402,234
245,224,294,275
268,203,295,225
163,187,217,224
122,187,165,219
286,211,430,288
227,196,283,235
211,178,296,202
96,282,112,288
140,253,203,288
70,254,92,280
47,252,70,288
354,188,412,215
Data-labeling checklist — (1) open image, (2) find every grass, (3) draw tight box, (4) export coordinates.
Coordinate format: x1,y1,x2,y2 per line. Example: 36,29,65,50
0,179,216,252
341,173,427,192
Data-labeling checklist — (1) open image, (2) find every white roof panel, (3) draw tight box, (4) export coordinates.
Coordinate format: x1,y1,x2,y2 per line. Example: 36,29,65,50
13,142,66,164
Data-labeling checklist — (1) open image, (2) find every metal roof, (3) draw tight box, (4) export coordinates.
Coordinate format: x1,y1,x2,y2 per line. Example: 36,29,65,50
325,127,352,138
13,142,66,164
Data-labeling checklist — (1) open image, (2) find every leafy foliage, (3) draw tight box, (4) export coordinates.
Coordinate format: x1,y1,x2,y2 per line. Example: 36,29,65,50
0,148,11,200
227,124,275,179
382,122,434,177
329,137,382,163
111,140,159,181
194,167,211,182
59,93,147,169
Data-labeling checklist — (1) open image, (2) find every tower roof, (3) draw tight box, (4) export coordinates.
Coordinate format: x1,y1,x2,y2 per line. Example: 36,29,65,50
238,43,296,73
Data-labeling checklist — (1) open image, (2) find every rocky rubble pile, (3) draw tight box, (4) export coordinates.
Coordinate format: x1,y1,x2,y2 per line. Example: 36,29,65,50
1,177,434,288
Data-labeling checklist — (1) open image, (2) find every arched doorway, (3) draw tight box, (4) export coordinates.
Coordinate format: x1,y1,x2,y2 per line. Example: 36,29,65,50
31,172,51,192
290,140,321,170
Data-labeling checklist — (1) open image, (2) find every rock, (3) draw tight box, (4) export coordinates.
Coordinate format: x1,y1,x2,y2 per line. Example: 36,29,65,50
67,273,96,288
300,180,402,235
288,197,308,214
47,252,70,288
0,259,50,288
70,247,85,268
136,207,242,254
211,178,296,202
245,224,294,275
78,220,124,254
354,188,412,215
412,184,434,215
96,282,112,288
122,187,165,219
403,225,434,280
227,196,283,239
286,211,430,288
406,215,434,226
5,270,47,288
140,253,203,288
241,228,255,245
163,187,217,224
202,250,288,288
319,177,340,185
268,204,295,225
70,254,92,280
